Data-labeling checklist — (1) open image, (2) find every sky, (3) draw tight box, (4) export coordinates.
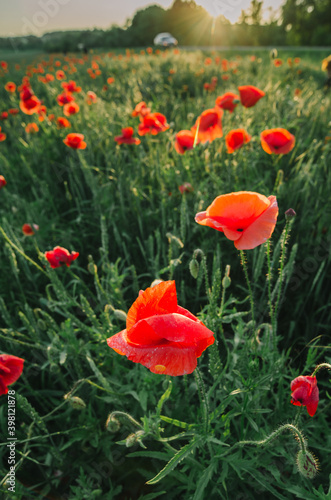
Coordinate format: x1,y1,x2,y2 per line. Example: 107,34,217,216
0,0,284,38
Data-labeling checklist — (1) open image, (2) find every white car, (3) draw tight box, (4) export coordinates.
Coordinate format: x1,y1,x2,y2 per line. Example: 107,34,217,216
153,33,178,47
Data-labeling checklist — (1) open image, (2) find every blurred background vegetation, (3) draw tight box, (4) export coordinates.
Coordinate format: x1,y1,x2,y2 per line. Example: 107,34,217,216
1,0,331,53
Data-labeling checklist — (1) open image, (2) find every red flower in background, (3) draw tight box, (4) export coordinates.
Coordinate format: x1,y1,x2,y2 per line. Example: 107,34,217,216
0,175,6,188
62,80,81,93
274,59,283,67
107,77,115,84
63,133,86,149
20,95,41,115
1,112,8,120
291,375,319,417
114,127,141,145
132,101,151,117
138,112,169,136
22,223,39,236
191,108,223,144
57,92,75,106
195,191,278,250
238,85,265,108
107,281,214,376
215,92,239,113
86,91,97,105
63,102,80,116
56,70,65,80
174,130,197,154
260,128,295,155
225,128,251,153
25,123,39,134
9,108,19,115
0,127,6,142
179,182,193,194
5,82,16,93
45,246,79,269
57,117,71,128
0,354,24,396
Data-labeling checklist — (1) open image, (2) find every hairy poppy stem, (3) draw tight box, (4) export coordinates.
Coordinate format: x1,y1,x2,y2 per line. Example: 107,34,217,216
238,423,307,454
239,250,255,334
274,217,294,326
194,367,209,434
311,362,331,377
266,240,274,326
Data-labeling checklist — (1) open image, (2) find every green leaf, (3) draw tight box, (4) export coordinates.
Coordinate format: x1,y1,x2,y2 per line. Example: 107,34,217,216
193,462,216,500
159,415,194,430
146,436,201,485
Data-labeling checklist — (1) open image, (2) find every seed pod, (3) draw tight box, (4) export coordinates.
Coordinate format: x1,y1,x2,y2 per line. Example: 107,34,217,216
189,258,199,279
296,449,319,479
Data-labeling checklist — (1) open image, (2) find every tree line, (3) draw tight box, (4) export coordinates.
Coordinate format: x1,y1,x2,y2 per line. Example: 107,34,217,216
0,0,330,53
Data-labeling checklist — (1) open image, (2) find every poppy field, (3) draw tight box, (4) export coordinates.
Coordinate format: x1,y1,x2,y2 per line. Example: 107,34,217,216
0,47,331,499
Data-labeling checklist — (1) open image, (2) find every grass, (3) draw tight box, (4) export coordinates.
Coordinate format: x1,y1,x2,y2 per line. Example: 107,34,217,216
0,47,330,499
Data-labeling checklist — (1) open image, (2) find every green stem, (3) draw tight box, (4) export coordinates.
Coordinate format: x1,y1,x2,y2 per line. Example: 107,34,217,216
239,250,255,333
194,367,209,434
0,225,47,276
311,362,331,377
266,240,274,325
274,218,292,322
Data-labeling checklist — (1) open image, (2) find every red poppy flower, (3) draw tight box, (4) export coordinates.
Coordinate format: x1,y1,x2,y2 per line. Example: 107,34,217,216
0,175,6,188
45,73,55,82
291,375,319,417
0,61,8,71
179,182,193,194
57,92,74,106
0,112,8,120
63,133,86,149
238,85,265,108
174,130,197,154
9,108,19,115
0,127,6,142
215,92,240,113
191,108,223,144
107,281,215,376
114,127,141,145
22,223,39,236
63,102,80,117
62,80,81,93
5,82,16,93
138,113,169,136
107,77,115,84
260,128,295,155
56,70,65,80
57,117,71,128
86,91,97,105
19,95,41,115
195,191,278,250
25,122,39,134
274,59,283,67
45,246,79,269
0,354,25,396
225,128,252,154
132,101,151,117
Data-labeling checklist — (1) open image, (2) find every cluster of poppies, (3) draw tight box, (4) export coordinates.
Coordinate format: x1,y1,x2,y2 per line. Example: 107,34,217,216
174,85,295,156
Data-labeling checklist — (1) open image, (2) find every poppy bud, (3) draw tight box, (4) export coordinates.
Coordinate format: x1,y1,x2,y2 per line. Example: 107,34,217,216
87,262,97,274
66,396,86,410
189,258,199,279
125,430,145,447
296,449,319,479
105,413,121,433
222,276,231,289
114,309,127,322
285,208,296,219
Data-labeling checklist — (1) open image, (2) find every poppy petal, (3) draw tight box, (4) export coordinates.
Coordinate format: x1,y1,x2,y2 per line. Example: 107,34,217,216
234,196,278,250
